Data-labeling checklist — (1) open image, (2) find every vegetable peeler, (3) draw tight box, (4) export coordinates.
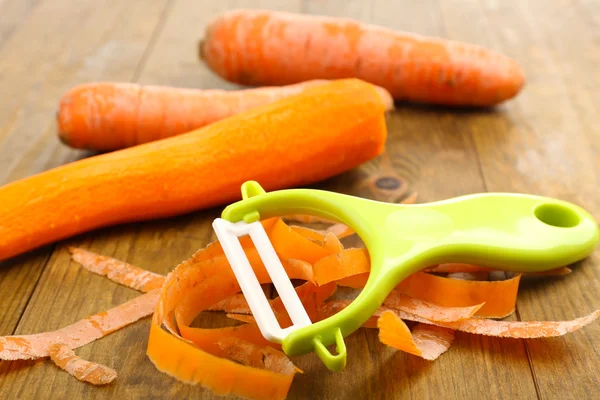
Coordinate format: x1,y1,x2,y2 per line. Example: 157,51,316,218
213,181,599,372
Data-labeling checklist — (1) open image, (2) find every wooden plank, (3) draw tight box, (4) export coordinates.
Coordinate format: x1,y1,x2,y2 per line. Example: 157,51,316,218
2,1,599,399
441,0,600,398
136,0,303,88
0,0,172,396
0,0,39,50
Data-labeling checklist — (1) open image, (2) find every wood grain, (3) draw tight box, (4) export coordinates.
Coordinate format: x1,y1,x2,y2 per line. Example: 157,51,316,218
441,0,600,398
0,0,173,395
1,0,599,399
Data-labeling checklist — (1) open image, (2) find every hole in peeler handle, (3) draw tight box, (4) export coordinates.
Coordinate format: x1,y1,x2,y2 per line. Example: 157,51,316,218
312,328,347,372
534,203,581,228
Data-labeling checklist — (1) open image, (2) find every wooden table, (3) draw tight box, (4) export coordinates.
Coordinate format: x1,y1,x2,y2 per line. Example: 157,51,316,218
1,0,599,399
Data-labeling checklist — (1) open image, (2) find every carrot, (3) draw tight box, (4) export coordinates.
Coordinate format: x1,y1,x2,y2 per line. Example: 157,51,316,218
0,79,387,262
200,9,525,107
57,80,394,151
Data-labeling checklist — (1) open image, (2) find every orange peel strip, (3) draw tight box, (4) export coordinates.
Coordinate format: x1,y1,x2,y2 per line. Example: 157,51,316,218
147,220,300,400
328,257,519,318
377,311,454,360
399,308,600,338
290,225,326,241
396,272,521,318
323,232,344,254
330,255,520,318
383,291,484,322
147,323,294,400
179,323,276,356
0,290,159,360
49,343,117,385
313,248,370,286
377,310,421,357
217,337,300,373
411,323,455,360
336,272,369,288
227,314,258,324
69,247,165,292
269,219,336,263
324,300,600,338
325,223,355,239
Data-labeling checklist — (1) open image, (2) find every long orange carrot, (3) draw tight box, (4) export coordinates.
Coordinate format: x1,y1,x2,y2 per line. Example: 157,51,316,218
200,9,525,107
57,80,394,150
0,79,387,261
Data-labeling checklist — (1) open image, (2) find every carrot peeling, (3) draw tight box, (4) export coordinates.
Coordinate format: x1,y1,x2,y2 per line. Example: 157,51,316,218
2,217,597,398
146,234,301,400
382,291,484,322
324,300,599,339
396,272,521,318
69,247,165,292
313,248,370,286
49,343,117,385
0,290,159,360
377,311,454,360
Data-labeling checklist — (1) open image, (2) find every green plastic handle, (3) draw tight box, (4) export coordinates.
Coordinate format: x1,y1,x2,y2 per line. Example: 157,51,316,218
222,181,599,371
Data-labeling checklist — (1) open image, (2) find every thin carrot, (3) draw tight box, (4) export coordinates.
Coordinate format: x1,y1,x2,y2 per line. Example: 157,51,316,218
0,79,387,262
200,9,525,107
57,80,394,151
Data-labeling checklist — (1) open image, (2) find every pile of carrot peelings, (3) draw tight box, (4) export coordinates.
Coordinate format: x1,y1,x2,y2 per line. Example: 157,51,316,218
0,219,598,399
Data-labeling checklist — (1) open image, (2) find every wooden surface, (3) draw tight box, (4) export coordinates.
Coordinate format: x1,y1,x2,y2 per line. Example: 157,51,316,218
0,0,599,398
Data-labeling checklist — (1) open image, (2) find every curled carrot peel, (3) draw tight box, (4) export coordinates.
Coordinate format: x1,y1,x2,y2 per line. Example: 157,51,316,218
1,218,597,398
397,272,521,318
313,248,370,286
147,242,301,400
377,311,454,360
315,252,521,318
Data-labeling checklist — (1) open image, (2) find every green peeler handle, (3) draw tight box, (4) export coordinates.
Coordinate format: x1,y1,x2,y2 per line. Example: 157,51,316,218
222,181,600,371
